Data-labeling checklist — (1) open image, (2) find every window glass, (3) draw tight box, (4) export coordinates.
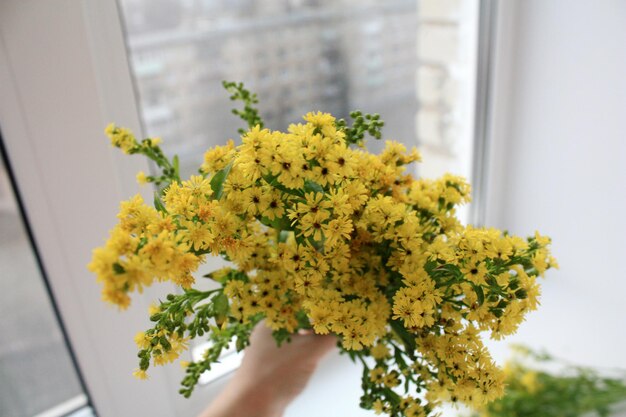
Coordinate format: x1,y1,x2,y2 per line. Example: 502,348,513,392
0,149,88,416
120,0,419,177
118,0,423,388
117,0,480,391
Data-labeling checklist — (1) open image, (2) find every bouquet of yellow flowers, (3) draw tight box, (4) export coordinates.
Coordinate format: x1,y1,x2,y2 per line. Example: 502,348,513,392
89,82,556,416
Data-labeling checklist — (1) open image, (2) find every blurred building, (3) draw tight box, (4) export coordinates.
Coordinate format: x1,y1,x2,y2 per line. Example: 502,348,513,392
120,0,418,175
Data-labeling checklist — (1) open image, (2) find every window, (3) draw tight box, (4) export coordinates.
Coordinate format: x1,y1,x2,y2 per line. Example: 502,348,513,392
119,0,481,224
0,141,93,417
119,0,421,177
0,0,485,415
117,0,424,388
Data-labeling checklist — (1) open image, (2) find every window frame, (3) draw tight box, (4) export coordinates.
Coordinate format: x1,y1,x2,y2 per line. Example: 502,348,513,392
0,1,228,416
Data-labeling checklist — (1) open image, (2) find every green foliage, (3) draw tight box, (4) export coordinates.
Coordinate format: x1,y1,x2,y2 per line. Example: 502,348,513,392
147,289,220,341
179,318,259,398
222,80,265,134
470,346,626,417
137,139,180,189
337,110,385,144
209,162,232,200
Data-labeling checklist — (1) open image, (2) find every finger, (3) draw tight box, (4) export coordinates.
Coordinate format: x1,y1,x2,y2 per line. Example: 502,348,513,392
292,332,338,354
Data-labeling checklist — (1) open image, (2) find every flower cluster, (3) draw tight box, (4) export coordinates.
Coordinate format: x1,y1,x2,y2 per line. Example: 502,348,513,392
89,82,556,416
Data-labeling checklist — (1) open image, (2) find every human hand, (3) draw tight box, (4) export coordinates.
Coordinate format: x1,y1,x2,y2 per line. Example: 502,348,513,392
199,323,336,417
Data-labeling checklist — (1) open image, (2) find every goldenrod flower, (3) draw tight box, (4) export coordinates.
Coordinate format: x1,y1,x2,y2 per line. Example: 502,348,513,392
92,87,555,416
132,369,148,380
136,171,148,185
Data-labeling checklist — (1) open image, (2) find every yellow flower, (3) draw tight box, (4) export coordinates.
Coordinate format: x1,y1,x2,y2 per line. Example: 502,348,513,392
520,370,539,393
105,123,138,154
201,140,235,174
261,189,285,221
133,369,148,380
179,220,214,251
148,303,161,316
303,111,335,129
308,304,335,335
296,211,329,242
322,217,353,249
372,399,386,414
95,111,555,417
136,171,149,185
269,140,306,189
369,367,385,384
383,370,401,388
326,146,356,179
241,186,269,217
371,342,390,360
148,137,162,146
182,175,213,200
238,126,272,181
134,332,151,349
380,140,407,165
461,260,489,284
117,194,159,234
531,250,549,275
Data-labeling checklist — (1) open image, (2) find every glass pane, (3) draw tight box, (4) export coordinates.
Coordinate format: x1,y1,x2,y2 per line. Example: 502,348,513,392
0,150,87,416
120,0,420,178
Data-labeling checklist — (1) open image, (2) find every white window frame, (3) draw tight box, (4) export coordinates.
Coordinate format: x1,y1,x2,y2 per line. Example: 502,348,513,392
0,1,230,416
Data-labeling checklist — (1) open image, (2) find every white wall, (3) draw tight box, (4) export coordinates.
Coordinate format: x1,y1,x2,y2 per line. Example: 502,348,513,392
485,0,626,369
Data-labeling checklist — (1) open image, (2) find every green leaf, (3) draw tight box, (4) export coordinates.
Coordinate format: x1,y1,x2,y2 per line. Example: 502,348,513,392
153,193,168,213
307,235,324,251
258,215,294,231
393,346,407,369
389,320,416,355
136,236,149,252
361,361,370,380
205,269,246,284
212,292,229,316
210,162,232,200
261,174,304,197
172,155,180,179
294,233,307,247
296,310,311,330
423,259,438,274
303,180,324,194
382,387,401,406
472,283,485,306
112,262,125,274
235,335,247,352
272,328,292,346
202,271,226,283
